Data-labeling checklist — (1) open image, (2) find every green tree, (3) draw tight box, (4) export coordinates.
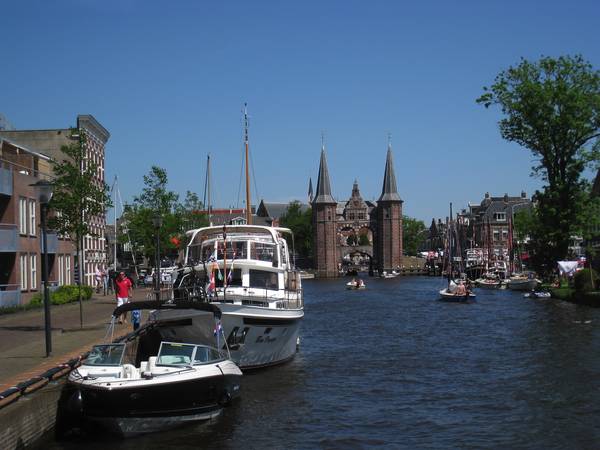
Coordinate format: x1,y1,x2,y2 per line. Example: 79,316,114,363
49,129,112,326
175,190,208,235
121,166,182,265
403,216,426,256
478,55,600,274
279,201,312,261
358,233,371,246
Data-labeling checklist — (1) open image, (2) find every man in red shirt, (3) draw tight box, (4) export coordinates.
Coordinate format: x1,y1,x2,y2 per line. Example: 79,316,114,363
114,271,132,324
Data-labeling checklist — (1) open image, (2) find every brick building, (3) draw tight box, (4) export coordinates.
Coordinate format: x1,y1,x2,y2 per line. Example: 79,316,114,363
0,139,74,306
311,143,403,277
0,115,110,286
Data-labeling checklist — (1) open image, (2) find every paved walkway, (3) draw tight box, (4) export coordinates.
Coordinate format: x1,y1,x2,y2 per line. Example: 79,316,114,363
0,288,154,392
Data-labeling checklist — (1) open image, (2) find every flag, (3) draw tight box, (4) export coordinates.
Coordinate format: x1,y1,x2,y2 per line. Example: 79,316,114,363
207,270,215,294
227,252,235,284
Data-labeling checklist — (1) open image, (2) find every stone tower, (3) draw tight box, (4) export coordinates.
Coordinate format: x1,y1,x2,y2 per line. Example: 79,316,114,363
312,147,338,278
374,144,403,272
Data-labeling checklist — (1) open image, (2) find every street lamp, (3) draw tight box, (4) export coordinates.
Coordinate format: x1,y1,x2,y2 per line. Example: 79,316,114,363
152,214,162,302
30,180,54,357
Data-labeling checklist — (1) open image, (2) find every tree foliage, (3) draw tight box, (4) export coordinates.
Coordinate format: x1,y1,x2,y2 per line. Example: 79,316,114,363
121,166,207,265
279,201,312,260
49,129,111,247
402,216,426,256
478,55,600,273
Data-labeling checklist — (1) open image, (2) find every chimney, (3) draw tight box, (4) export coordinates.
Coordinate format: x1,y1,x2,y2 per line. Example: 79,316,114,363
521,191,526,198
484,192,490,199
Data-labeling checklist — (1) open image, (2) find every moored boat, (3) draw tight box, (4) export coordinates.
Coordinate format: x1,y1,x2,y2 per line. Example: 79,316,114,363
157,225,304,369
60,341,241,437
57,301,242,437
507,275,540,291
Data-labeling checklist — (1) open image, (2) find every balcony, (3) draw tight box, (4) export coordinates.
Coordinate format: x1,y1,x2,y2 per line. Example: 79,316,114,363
41,232,58,254
0,224,18,252
0,285,21,307
0,166,12,196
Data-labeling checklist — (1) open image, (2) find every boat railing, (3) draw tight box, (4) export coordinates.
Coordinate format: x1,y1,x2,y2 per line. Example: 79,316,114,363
216,286,304,309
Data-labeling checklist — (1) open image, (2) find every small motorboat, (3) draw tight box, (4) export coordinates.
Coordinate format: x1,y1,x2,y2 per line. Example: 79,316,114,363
524,291,551,299
507,275,540,291
380,271,399,279
57,300,242,437
475,275,502,289
439,288,476,302
60,341,242,437
346,280,366,290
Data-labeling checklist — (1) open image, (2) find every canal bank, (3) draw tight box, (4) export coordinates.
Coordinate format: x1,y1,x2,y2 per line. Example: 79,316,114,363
0,290,149,449
34,276,600,449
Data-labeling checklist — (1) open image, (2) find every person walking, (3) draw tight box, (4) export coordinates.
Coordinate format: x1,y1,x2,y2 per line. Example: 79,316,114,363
95,266,103,294
114,271,132,324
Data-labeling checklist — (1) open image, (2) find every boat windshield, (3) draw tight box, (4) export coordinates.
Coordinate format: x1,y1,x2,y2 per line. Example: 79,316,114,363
84,344,126,366
157,342,224,366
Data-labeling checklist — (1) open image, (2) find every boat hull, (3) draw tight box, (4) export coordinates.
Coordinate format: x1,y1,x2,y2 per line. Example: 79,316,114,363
439,289,476,302
507,279,539,291
152,305,303,369
475,280,502,289
59,365,241,437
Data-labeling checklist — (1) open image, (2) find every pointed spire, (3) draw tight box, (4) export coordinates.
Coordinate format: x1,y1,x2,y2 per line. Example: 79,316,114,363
379,143,401,202
313,146,336,204
308,178,313,197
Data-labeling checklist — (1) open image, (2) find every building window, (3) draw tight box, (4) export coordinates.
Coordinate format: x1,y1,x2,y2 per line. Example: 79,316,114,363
19,197,28,235
58,255,64,285
20,254,28,290
494,212,506,222
493,230,500,242
30,254,37,290
66,256,71,284
502,229,508,241
29,199,36,236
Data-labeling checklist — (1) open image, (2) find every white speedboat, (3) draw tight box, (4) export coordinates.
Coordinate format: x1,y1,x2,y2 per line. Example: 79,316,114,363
155,225,304,370
59,340,241,437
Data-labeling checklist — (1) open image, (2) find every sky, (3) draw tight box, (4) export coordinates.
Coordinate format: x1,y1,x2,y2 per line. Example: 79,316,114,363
2,0,599,223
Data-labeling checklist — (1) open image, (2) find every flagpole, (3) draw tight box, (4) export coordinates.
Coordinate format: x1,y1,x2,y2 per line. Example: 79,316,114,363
223,225,227,293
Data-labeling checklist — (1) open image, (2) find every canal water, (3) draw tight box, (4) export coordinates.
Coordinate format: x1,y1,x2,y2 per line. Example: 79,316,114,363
42,277,600,449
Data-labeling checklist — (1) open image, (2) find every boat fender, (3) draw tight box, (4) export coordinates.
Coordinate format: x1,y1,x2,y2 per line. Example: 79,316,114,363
17,376,49,395
0,387,21,409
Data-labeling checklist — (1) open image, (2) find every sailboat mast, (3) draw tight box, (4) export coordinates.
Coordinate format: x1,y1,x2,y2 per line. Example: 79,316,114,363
113,175,118,270
207,154,212,226
244,103,252,225
448,202,453,284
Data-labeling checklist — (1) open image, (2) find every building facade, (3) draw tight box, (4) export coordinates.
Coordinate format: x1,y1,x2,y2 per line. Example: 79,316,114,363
311,144,403,277
0,138,74,306
0,114,110,286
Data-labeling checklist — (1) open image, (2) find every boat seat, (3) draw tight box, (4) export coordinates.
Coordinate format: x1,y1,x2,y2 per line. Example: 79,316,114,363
147,356,157,373
139,361,147,372
122,364,138,379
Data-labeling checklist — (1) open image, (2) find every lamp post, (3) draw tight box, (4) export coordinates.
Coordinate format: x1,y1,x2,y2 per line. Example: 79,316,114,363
30,180,54,357
152,214,162,302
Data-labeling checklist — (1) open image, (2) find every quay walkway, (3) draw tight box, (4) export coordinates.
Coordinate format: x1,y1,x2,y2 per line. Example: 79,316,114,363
0,288,152,449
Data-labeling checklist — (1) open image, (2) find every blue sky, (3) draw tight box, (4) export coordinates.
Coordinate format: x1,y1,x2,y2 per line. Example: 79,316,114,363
2,0,599,223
